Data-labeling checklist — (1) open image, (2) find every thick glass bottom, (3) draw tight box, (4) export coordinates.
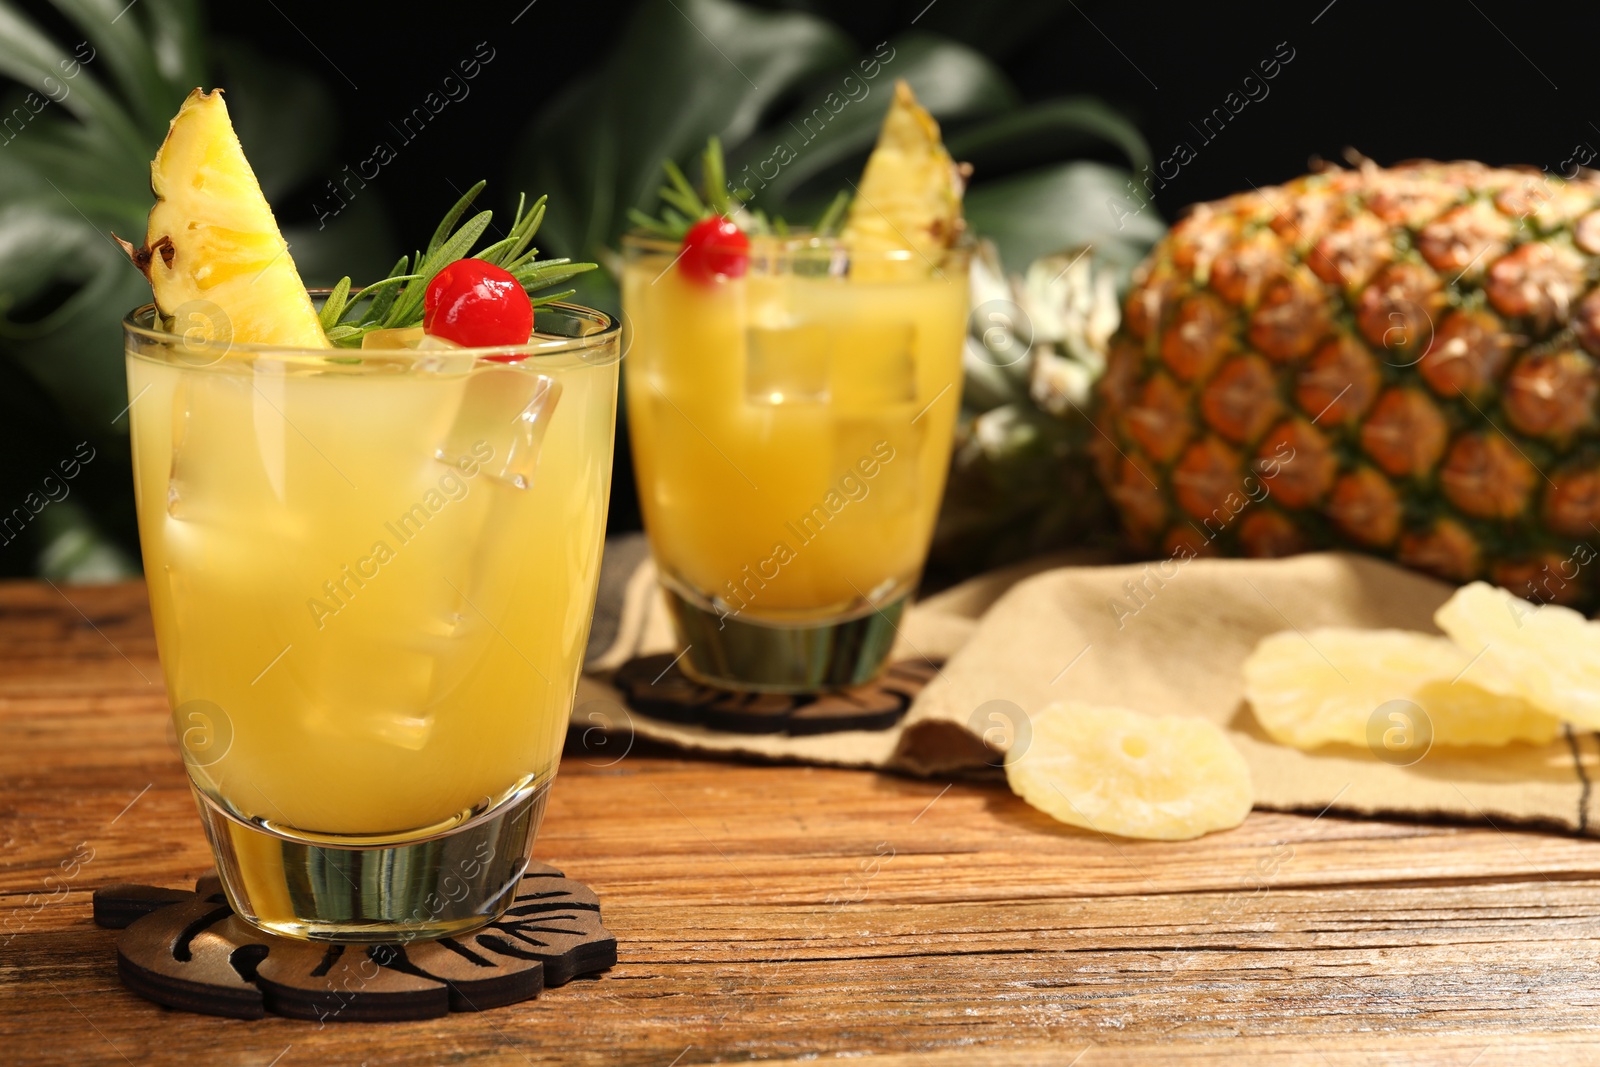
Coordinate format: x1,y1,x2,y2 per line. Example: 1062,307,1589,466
193,779,549,943
662,583,906,693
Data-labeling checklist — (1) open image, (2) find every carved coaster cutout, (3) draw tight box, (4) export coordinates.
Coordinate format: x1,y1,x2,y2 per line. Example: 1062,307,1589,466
92,863,616,1022
615,656,940,735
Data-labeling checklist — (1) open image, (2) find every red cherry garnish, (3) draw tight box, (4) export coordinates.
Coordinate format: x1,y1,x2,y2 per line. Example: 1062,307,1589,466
423,258,533,353
679,215,749,284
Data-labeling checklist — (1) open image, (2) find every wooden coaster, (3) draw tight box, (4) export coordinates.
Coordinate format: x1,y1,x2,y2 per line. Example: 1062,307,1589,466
92,863,616,1022
614,655,940,735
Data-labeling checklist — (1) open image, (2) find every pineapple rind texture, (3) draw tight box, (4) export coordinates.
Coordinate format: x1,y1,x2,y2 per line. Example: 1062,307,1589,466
1096,161,1600,608
1005,701,1252,841
1435,581,1600,729
144,88,328,349
1243,627,1562,750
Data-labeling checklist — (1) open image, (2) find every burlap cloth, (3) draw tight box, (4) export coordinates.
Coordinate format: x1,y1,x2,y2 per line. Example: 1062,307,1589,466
578,536,1600,836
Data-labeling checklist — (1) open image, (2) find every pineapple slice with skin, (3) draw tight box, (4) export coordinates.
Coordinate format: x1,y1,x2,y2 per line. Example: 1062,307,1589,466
1436,581,1600,729
121,88,327,349
841,80,966,279
1244,628,1561,751
1005,701,1252,841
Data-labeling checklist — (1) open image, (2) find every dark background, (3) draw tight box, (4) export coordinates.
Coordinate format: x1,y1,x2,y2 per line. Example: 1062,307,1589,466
213,0,1598,238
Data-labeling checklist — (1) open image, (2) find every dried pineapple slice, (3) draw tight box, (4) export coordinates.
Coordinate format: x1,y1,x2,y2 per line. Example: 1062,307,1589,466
1243,628,1561,750
1004,701,1252,841
841,80,964,279
1435,581,1600,729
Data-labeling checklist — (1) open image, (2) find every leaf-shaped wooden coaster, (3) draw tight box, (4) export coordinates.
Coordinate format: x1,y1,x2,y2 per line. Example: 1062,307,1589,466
614,656,938,735
92,863,616,1021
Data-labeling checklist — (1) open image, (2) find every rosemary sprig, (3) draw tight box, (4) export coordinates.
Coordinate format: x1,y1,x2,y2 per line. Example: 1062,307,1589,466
814,190,851,237
322,181,597,348
629,139,734,240
631,138,854,241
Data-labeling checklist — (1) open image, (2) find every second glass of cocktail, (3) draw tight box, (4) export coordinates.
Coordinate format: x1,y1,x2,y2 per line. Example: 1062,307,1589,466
622,81,971,691
624,236,969,691
121,87,617,942
128,306,619,941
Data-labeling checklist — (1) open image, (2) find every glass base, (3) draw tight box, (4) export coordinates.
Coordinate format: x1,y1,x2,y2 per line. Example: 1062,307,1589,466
663,584,906,693
194,779,549,943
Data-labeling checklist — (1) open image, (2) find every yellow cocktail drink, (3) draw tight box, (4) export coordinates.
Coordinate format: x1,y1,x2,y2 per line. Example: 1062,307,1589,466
124,303,619,939
623,236,970,689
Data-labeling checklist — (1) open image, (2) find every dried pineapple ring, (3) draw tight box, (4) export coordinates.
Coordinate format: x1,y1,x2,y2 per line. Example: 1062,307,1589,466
1436,581,1600,729
1004,702,1252,841
1243,628,1561,750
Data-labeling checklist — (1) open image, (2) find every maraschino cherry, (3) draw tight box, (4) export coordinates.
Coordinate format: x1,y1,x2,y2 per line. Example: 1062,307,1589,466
679,215,749,284
423,258,533,354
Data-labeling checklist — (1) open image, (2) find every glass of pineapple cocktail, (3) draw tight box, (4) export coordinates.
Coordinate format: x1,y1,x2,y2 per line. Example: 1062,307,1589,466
622,82,969,691
127,308,618,941
620,106,972,694
122,88,616,942
624,81,972,694
623,237,969,690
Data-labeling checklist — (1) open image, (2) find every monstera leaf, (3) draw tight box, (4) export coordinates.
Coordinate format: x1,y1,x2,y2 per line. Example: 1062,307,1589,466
719,30,1018,221
965,160,1165,277
514,0,853,300
0,0,392,579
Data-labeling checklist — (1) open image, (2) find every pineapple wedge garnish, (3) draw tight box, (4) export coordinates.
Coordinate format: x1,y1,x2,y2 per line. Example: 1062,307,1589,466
121,89,327,348
841,80,965,277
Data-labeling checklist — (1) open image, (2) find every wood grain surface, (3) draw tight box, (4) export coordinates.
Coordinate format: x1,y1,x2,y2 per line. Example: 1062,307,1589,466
5,580,1600,1065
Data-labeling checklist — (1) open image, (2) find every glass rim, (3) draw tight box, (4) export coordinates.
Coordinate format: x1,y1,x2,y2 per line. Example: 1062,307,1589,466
621,229,973,267
122,296,621,363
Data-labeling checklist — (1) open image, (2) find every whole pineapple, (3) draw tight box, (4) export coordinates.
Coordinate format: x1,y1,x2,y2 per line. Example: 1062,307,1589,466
1095,159,1600,608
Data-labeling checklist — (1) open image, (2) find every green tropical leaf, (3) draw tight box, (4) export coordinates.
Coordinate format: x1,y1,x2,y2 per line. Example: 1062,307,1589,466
49,0,174,131
0,197,105,314
946,98,1152,180
964,161,1165,276
0,1,394,577
512,0,854,269
516,3,1157,306
722,31,1017,213
142,0,205,90
6,258,149,432
37,498,137,582
0,1,149,163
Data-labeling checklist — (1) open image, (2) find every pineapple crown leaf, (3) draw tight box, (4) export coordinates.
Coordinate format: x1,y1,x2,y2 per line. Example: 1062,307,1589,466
634,137,851,240
324,181,595,348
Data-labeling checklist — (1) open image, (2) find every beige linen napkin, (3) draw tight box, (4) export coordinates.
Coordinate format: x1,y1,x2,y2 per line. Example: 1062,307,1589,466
579,541,1599,835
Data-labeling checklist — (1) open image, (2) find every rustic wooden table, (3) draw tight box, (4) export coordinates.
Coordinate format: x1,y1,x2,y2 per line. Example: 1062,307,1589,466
6,580,1600,1065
